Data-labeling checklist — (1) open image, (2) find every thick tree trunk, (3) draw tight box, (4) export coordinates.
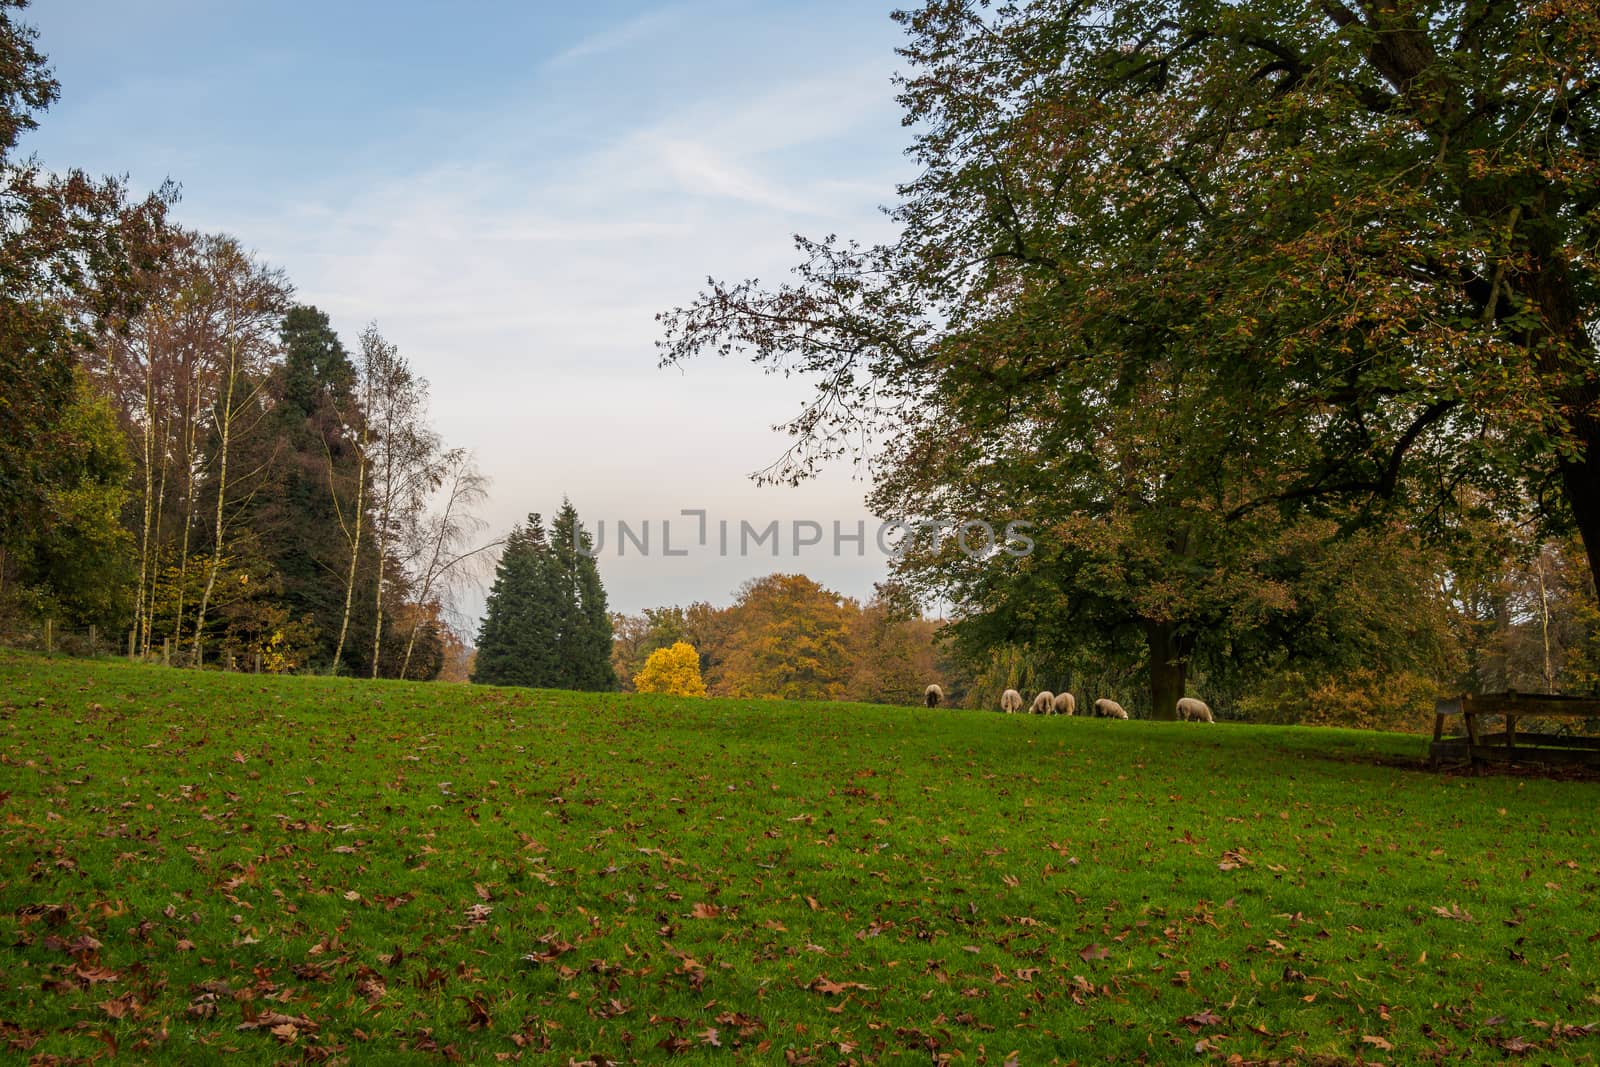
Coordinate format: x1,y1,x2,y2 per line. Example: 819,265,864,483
1144,621,1192,721
1561,428,1600,599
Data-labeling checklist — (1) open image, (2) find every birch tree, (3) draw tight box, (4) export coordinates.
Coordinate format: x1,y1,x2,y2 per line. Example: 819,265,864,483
188,236,289,665
362,329,442,677
398,448,494,679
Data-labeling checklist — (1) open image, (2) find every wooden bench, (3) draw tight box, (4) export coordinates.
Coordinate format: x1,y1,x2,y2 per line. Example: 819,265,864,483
1431,692,1600,766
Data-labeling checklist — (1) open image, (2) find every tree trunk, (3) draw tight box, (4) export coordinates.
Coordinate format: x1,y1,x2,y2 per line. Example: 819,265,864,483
371,552,387,679
191,326,237,668
172,379,198,645
331,430,366,675
1559,417,1600,603
147,418,169,652
1144,621,1192,721
135,355,155,655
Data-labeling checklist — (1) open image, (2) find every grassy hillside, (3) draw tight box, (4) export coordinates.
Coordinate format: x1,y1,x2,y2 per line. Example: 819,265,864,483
1,651,1597,1064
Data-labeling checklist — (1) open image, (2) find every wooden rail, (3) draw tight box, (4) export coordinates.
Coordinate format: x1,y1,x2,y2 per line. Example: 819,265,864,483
1431,692,1600,766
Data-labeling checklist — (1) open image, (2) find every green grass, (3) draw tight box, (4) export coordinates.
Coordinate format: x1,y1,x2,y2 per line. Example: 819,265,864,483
1,650,1597,1065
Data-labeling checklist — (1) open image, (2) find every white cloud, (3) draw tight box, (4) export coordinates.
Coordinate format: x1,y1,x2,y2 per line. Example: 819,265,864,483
545,6,690,68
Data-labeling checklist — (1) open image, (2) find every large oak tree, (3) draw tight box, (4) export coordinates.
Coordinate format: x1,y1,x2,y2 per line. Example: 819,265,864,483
661,0,1599,716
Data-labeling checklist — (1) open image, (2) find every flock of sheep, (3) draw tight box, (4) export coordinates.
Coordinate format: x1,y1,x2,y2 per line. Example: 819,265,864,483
922,684,1214,722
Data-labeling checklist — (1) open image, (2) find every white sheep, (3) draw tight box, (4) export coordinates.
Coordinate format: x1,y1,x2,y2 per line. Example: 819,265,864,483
1001,688,1024,714
1053,692,1076,716
1093,698,1129,719
924,684,944,709
1176,697,1214,723
1030,690,1055,715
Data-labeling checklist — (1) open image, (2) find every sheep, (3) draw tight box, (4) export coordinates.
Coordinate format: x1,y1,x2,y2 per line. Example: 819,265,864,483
1001,688,1024,714
924,684,944,709
1053,692,1076,716
1093,698,1129,719
1030,690,1056,715
1176,697,1214,723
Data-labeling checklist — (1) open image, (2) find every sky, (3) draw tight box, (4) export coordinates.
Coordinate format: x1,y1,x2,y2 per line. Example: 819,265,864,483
17,0,919,620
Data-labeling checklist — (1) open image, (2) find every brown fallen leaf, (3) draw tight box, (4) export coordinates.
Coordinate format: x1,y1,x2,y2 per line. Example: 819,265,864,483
1362,1034,1394,1051
690,902,722,919
1079,943,1110,962
236,1012,317,1033
809,976,871,995
99,994,139,1020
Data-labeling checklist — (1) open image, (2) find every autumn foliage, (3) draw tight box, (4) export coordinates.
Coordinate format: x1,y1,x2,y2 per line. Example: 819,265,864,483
632,640,707,697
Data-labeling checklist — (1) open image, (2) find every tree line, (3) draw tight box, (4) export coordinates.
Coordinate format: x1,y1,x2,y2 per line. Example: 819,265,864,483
611,574,944,704
1,5,489,677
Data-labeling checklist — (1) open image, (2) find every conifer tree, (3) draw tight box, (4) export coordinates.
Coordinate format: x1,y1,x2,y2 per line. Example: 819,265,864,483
241,305,369,667
473,515,556,687
473,504,615,690
550,499,616,691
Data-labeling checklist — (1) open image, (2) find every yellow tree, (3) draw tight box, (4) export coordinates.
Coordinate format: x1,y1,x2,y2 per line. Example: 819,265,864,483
719,574,854,700
633,641,707,697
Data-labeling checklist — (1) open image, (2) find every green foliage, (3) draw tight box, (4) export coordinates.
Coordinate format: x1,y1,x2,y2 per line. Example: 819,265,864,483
549,499,615,691
245,304,368,669
2,371,136,627
3,650,1598,1063
473,503,614,690
660,0,1600,714
0,2,170,555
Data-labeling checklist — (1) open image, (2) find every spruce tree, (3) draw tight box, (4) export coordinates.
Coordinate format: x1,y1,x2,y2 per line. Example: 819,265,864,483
473,504,615,691
236,305,379,671
550,499,616,690
472,515,559,687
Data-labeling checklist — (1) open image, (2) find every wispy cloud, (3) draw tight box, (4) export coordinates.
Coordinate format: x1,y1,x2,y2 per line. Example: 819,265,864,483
546,6,690,68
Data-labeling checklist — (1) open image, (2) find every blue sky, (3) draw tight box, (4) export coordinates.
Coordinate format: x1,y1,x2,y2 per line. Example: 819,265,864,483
19,0,919,619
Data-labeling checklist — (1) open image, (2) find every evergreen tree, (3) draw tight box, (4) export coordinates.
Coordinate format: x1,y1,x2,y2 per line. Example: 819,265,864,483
472,515,559,687
550,499,616,690
473,504,615,691
276,306,373,668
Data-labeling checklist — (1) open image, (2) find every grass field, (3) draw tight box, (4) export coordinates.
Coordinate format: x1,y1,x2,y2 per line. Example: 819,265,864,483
1,650,1598,1065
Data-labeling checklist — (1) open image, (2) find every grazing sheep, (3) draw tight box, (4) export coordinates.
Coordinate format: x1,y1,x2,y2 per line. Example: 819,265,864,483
1053,692,1076,716
1001,689,1024,714
1176,697,1214,723
924,684,944,709
1030,690,1056,715
1093,698,1129,719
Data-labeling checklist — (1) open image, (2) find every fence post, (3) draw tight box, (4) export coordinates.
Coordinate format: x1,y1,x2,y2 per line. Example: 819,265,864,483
128,630,136,661
44,618,52,654
253,652,261,674
163,638,171,667
88,624,97,657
